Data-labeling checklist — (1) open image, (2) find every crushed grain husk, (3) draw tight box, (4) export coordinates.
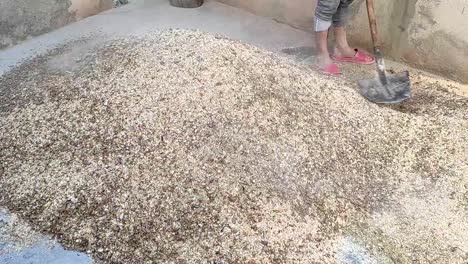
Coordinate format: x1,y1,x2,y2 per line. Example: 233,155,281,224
0,29,467,263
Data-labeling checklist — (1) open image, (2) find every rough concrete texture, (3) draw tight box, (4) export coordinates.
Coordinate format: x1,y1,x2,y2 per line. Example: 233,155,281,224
0,0,114,49
217,0,468,83
0,0,74,49
0,28,467,264
347,0,468,84
70,0,115,20
217,0,315,30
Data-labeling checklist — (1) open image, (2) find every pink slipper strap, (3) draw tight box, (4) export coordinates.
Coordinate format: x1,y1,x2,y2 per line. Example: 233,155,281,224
333,49,375,65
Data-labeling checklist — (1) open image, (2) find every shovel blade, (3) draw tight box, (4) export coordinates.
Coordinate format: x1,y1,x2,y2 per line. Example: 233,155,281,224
358,71,411,104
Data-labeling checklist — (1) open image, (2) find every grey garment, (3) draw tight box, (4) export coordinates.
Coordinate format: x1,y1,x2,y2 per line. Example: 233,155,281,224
314,17,333,32
314,0,355,31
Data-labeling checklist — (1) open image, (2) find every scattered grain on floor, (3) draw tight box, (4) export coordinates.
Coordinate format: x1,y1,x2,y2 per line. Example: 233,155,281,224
1,29,467,263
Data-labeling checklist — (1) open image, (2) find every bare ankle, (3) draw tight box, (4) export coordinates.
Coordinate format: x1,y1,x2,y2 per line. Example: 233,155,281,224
334,46,355,57
317,53,333,66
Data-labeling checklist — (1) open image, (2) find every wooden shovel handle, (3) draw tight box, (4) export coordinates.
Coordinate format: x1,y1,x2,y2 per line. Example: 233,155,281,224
366,0,380,49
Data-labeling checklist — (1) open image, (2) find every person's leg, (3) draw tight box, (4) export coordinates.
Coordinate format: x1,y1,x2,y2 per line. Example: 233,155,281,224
330,0,374,64
315,30,332,67
333,26,356,57
314,0,341,68
332,0,356,57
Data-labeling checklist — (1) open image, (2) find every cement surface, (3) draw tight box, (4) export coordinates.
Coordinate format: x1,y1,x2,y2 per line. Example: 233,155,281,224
0,210,92,264
0,242,92,264
0,0,114,50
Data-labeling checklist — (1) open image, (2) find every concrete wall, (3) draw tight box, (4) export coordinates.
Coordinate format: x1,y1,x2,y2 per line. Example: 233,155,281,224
69,0,114,19
348,0,468,84
0,0,113,49
217,0,314,30
218,0,468,83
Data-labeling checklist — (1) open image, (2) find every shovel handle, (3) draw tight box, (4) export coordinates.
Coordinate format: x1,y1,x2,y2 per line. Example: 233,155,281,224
366,0,387,84
366,0,380,49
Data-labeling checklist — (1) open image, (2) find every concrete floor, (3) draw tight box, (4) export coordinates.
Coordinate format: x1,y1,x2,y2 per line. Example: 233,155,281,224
0,210,92,264
0,0,313,76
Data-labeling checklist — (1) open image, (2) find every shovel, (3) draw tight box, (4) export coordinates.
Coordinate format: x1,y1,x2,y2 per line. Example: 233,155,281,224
358,0,411,104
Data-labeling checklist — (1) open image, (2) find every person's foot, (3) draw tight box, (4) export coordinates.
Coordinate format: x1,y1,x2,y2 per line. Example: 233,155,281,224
317,53,334,68
333,46,357,58
333,47,375,65
317,54,341,75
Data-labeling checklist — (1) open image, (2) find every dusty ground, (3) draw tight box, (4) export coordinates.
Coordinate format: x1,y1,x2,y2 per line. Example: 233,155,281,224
0,208,44,254
0,208,92,264
0,30,467,263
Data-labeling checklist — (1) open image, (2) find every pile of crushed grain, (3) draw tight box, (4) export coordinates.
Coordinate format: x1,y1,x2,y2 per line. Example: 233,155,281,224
0,29,467,263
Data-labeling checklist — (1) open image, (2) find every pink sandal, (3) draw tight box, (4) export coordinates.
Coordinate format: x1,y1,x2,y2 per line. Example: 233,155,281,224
320,63,342,75
332,49,375,65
